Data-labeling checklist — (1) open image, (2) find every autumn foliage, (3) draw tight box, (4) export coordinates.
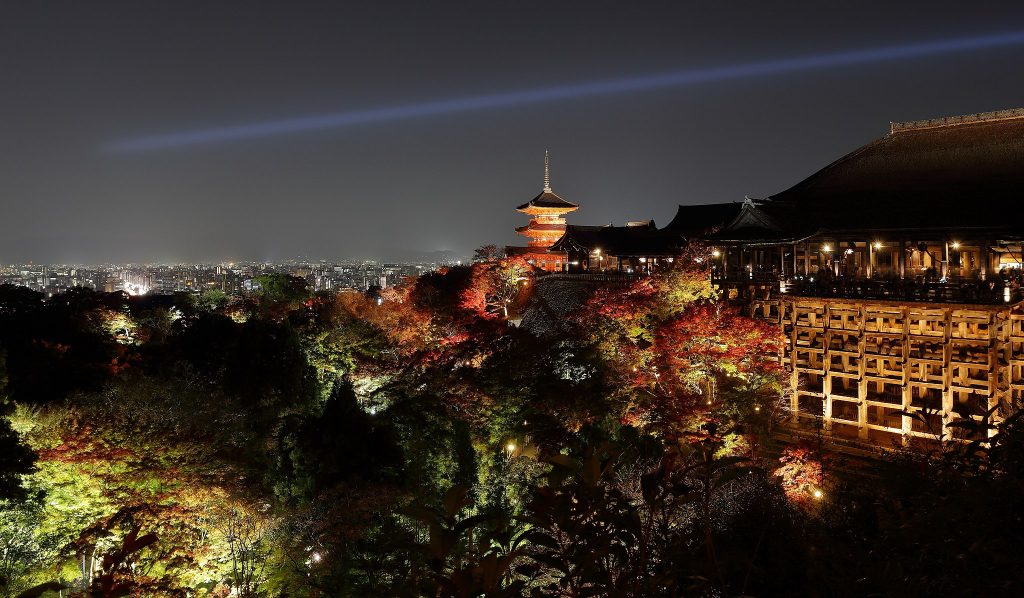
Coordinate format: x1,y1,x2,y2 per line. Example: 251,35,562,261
575,256,786,436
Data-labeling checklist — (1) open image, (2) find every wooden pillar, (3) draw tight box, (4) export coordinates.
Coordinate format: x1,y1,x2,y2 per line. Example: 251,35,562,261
900,306,911,443
898,240,906,279
790,306,800,423
858,306,869,440
868,242,875,279
792,244,799,278
822,302,833,432
941,308,954,441
942,242,949,280
803,244,810,277
980,240,990,281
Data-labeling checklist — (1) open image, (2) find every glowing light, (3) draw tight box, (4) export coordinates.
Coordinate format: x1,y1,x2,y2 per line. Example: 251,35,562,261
812,489,824,500
712,249,721,258
951,241,961,250
103,30,1024,151
873,241,883,250
822,244,832,253
312,552,322,563
754,405,761,412
506,442,516,453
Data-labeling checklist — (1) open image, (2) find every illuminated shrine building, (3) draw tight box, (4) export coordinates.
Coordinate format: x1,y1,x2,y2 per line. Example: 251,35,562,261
511,151,578,271
532,108,1024,454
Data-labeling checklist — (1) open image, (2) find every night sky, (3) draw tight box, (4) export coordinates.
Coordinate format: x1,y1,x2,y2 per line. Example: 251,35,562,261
5,1,1024,263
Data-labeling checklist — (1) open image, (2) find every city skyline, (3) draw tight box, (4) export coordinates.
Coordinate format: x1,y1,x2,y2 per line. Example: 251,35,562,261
6,1,1024,263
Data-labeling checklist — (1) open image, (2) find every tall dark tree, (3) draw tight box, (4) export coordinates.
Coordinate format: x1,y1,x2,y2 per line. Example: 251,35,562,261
0,351,36,502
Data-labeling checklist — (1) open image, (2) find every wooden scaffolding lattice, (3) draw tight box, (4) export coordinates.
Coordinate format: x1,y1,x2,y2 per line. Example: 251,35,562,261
748,296,1017,448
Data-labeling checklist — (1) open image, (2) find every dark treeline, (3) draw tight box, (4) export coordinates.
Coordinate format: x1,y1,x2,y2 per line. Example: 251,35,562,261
0,257,1022,597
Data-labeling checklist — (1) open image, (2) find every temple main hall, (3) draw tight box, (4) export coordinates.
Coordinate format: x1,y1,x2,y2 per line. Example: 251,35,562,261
522,108,1024,452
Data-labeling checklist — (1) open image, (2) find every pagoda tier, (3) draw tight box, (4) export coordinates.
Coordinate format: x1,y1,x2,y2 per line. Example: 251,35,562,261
516,190,578,216
516,218,569,247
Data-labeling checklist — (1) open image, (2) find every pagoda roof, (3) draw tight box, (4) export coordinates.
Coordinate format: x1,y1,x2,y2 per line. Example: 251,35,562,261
517,222,568,232
708,108,1024,242
517,190,579,212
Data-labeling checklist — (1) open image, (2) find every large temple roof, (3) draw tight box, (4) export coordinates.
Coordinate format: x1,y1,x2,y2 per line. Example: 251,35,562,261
714,108,1024,241
662,202,744,236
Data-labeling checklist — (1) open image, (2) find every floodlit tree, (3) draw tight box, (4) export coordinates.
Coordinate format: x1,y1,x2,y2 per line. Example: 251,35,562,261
215,504,274,598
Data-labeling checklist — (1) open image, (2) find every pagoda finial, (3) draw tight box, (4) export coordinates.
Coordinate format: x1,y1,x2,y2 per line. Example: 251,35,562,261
543,150,551,192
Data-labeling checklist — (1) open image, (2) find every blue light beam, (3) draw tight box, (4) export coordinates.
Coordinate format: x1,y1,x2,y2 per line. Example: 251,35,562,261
105,30,1024,152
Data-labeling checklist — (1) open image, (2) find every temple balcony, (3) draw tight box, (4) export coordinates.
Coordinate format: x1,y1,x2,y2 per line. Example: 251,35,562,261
712,271,1022,305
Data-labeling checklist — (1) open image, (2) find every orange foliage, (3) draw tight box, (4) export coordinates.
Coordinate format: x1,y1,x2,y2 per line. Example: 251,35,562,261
576,260,785,434
774,445,827,508
458,256,534,319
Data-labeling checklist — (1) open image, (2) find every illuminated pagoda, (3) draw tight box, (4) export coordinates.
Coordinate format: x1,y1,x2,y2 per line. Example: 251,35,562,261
509,151,579,271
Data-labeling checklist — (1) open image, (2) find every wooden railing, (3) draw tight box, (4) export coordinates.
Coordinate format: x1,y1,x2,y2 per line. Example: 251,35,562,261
712,272,1022,305
537,272,643,283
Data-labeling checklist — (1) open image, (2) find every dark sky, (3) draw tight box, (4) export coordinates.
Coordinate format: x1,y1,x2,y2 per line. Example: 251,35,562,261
4,1,1024,263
